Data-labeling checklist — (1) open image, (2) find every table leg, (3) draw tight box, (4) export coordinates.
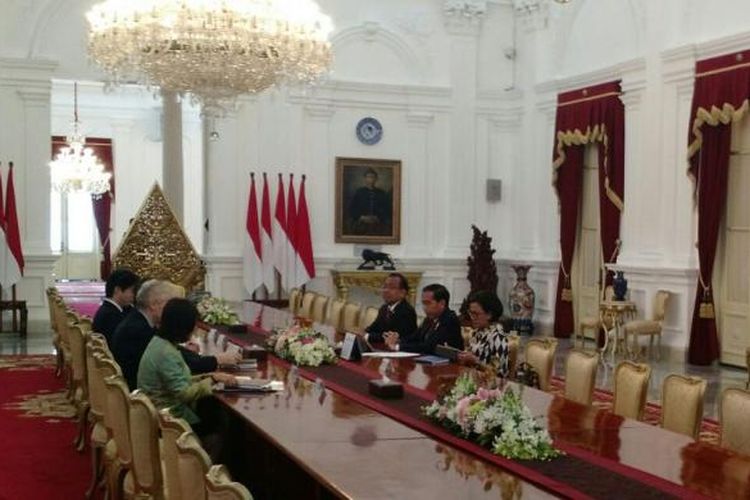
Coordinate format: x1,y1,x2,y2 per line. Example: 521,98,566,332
20,307,27,338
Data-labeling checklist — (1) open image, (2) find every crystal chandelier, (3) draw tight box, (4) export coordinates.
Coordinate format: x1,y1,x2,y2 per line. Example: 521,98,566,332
86,0,334,116
49,83,112,197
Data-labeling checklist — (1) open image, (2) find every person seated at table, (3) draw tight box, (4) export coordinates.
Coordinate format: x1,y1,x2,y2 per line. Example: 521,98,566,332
457,290,510,378
384,284,463,354
138,298,237,439
363,273,417,343
111,279,240,390
93,268,139,345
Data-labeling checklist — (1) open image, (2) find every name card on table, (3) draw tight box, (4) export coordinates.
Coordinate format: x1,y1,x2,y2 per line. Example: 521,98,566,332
217,333,228,349
340,332,371,361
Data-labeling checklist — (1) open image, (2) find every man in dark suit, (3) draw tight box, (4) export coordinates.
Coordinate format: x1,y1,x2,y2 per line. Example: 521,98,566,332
384,283,463,354
363,273,417,343
93,268,140,345
111,279,240,390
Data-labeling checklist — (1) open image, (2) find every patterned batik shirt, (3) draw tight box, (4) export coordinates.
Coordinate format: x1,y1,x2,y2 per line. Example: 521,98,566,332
468,323,510,378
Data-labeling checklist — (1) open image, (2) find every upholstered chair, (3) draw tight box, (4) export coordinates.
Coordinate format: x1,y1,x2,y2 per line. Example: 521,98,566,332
564,350,599,405
507,334,520,378
326,299,346,332
47,288,63,376
359,306,379,331
311,295,329,324
176,431,212,500
576,286,614,350
104,374,136,500
85,347,118,499
623,291,670,360
660,374,707,439
298,292,316,319
69,323,90,451
54,298,73,379
128,391,165,499
206,465,253,500
159,410,193,500
341,303,361,333
524,338,558,391
288,288,302,315
720,388,750,455
612,361,652,420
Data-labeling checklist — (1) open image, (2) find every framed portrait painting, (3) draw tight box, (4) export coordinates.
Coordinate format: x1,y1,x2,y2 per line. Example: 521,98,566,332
335,157,401,244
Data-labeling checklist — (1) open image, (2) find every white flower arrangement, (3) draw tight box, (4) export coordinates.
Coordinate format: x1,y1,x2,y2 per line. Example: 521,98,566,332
196,296,240,326
267,325,337,368
424,373,562,461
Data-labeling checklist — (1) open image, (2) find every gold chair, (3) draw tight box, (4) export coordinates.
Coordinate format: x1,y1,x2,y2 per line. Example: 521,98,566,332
288,287,302,315
612,361,651,420
53,297,73,380
176,431,212,500
69,322,90,451
359,306,379,331
524,338,558,391
206,465,253,500
564,350,599,405
104,374,136,500
623,290,670,360
507,334,520,378
660,374,707,439
719,388,750,455
311,295,329,324
298,292,316,319
47,288,63,376
159,411,193,500
86,347,118,500
342,302,361,333
576,286,614,350
326,299,346,332
128,391,165,499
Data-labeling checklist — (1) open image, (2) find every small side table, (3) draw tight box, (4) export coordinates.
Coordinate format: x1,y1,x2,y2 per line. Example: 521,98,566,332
0,300,28,337
599,300,637,365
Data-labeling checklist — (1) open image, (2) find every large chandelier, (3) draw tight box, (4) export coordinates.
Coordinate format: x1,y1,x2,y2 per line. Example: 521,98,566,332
49,83,112,197
86,0,334,116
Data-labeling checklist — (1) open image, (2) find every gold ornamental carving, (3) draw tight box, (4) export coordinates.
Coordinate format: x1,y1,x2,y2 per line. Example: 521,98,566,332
330,270,423,306
113,183,205,291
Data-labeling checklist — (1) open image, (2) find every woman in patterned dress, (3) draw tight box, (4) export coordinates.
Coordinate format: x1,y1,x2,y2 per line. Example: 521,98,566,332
457,291,510,378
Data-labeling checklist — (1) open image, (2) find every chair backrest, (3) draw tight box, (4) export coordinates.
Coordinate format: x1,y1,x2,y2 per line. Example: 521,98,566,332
652,290,670,322
507,334,520,378
298,292,316,319
564,350,599,405
720,388,750,455
524,338,558,391
661,374,707,438
46,288,59,332
54,299,71,347
327,299,346,331
104,375,133,466
288,288,301,314
342,303,361,332
69,323,89,389
612,361,651,420
86,344,107,419
176,431,212,500
205,465,252,500
359,306,379,331
128,391,164,498
311,295,329,324
159,410,193,500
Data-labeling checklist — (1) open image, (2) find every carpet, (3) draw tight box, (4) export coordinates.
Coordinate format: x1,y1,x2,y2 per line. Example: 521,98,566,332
0,355,90,500
548,376,721,444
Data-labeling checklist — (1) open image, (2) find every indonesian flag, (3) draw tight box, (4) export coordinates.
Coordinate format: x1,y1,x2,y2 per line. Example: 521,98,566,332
293,175,316,287
260,173,275,294
272,173,289,290
285,174,298,292
0,163,23,288
243,173,263,295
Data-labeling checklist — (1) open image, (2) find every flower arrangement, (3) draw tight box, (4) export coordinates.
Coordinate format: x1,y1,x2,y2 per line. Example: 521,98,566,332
196,296,240,326
423,374,562,461
267,324,337,367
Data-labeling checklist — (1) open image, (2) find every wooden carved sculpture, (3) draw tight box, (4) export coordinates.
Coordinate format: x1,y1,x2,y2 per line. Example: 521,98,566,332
460,225,499,322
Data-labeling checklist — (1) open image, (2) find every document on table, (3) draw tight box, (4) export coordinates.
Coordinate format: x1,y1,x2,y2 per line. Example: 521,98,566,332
361,351,421,358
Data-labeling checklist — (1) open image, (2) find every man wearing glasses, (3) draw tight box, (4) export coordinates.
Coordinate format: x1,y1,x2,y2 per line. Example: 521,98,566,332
363,273,417,344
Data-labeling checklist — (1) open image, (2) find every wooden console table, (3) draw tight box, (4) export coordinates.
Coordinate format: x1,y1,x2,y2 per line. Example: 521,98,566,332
0,300,28,337
330,270,423,306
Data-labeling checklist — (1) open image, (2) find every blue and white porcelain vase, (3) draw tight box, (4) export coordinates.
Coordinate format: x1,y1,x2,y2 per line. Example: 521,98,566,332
509,265,535,335
613,271,628,301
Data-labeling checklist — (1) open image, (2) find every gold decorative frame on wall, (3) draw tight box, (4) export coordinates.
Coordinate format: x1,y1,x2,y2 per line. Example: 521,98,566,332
112,183,205,291
335,157,401,244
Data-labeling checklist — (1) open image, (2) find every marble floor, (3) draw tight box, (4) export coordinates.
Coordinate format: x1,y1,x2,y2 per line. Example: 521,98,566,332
2,329,746,420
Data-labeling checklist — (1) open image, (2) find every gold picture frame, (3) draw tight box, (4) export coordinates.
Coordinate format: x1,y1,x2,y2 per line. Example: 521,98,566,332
335,157,401,244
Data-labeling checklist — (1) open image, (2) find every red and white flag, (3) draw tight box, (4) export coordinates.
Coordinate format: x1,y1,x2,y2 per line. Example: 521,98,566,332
243,173,263,295
293,174,316,287
272,173,289,289
285,174,298,292
1,162,23,288
260,173,275,294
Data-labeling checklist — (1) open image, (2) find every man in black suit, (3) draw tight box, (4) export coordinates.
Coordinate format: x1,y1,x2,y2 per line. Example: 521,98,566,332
363,273,417,343
384,283,463,354
111,279,240,390
93,268,140,345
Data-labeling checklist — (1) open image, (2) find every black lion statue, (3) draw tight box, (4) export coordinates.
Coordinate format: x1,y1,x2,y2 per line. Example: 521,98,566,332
358,249,396,270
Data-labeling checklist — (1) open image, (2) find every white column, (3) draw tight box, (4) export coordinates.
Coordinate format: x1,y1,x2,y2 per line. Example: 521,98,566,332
161,90,184,223
405,111,435,256
303,105,335,256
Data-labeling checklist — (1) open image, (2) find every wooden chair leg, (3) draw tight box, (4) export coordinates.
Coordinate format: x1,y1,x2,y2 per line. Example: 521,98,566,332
86,443,104,500
75,404,90,452
656,333,662,361
55,349,64,378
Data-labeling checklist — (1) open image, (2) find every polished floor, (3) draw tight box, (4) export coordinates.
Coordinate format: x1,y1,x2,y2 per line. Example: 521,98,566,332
2,328,746,419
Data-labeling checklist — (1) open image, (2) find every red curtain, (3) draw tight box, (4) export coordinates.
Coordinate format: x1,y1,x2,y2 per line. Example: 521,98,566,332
686,50,750,365
51,137,115,279
552,81,625,338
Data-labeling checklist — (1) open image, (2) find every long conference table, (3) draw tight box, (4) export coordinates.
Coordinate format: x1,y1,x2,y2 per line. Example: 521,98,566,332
58,287,750,500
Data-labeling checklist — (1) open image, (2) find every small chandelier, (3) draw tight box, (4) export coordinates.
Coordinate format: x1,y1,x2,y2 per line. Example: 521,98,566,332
49,83,112,197
86,0,334,116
